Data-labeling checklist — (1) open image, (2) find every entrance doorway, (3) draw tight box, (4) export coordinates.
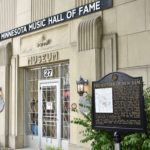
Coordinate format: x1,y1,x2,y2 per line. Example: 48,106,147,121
24,62,70,149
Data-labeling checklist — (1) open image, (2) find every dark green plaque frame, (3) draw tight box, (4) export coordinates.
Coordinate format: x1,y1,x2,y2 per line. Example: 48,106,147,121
92,72,146,133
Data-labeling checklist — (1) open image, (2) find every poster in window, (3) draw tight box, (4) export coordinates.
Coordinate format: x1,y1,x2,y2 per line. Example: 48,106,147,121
46,102,53,110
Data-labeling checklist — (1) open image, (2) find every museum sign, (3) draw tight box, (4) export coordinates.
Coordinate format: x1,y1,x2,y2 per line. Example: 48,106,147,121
0,0,112,41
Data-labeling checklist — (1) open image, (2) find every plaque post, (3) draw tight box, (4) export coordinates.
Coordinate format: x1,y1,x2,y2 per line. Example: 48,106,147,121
114,131,121,150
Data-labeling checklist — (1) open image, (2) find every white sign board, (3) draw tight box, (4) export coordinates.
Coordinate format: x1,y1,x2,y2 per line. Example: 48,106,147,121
46,102,53,110
95,88,113,113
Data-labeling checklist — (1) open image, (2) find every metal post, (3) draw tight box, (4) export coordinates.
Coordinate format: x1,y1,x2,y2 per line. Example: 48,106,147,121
114,131,121,150
114,143,120,150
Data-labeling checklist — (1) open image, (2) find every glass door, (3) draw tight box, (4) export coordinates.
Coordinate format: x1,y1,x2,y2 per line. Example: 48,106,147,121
38,79,61,149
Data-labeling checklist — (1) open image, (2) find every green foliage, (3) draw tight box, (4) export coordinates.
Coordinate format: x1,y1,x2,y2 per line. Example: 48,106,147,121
121,133,146,150
44,146,62,150
71,94,114,150
72,88,150,150
142,139,150,150
144,87,150,136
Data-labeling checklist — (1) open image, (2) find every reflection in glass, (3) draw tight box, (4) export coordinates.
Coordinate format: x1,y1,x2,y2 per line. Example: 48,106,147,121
42,86,57,138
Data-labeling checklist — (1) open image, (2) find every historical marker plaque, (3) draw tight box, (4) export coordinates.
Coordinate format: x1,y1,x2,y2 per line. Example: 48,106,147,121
92,72,146,132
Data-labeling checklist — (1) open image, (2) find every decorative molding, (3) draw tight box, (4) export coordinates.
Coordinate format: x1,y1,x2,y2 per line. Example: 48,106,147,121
10,55,19,135
0,42,12,66
37,35,52,48
78,14,102,51
20,23,69,54
21,35,52,53
75,0,97,7
101,33,118,77
0,0,16,32
31,0,55,21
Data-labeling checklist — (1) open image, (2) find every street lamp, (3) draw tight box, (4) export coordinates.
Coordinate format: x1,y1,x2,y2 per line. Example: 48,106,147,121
76,76,88,96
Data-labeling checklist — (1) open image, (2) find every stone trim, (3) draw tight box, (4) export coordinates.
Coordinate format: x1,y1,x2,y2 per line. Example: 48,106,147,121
101,33,118,76
0,42,12,66
78,14,102,51
31,0,55,21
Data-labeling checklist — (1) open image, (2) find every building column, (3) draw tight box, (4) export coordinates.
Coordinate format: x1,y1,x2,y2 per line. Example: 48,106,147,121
0,42,12,147
9,55,24,149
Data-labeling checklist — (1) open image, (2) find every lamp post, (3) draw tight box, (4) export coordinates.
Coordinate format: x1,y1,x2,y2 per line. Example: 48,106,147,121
76,76,88,96
76,77,90,114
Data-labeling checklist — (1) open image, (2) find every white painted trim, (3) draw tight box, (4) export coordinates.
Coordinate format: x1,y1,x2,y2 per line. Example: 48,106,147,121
38,79,61,148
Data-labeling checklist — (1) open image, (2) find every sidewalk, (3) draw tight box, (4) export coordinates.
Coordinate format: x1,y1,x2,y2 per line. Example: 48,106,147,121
0,149,33,150
17,149,34,150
